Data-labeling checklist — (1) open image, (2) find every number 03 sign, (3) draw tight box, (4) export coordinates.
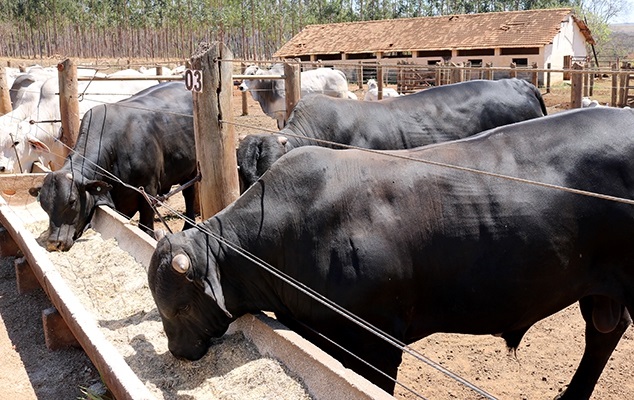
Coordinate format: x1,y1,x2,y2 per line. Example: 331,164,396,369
184,69,203,92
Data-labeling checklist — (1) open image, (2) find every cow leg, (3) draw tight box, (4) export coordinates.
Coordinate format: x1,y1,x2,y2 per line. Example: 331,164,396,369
555,296,631,400
137,193,155,235
181,185,196,230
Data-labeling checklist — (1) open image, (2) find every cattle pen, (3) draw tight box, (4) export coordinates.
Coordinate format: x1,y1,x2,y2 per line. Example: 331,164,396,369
0,43,394,400
2,43,634,400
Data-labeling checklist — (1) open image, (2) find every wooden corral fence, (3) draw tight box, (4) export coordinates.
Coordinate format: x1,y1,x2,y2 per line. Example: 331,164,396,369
291,59,634,109
3,57,634,122
618,61,634,108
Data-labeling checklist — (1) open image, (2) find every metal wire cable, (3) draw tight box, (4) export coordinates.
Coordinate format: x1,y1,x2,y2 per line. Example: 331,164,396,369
14,86,634,399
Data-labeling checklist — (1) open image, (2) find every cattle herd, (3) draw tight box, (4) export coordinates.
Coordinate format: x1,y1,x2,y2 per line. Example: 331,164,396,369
2,63,633,399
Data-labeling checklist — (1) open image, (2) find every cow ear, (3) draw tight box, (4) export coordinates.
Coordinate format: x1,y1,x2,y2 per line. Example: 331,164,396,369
28,186,41,198
202,266,232,318
85,180,113,196
27,136,51,153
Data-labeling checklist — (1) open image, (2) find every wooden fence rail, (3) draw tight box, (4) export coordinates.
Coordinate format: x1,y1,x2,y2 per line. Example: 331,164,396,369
2,59,632,128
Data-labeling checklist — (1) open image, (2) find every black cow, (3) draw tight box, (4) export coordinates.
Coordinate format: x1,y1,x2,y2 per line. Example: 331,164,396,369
30,82,196,252
150,107,634,398
237,78,547,190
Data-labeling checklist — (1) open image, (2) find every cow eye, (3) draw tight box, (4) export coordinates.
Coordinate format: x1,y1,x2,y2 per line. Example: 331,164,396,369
177,304,191,316
12,141,19,147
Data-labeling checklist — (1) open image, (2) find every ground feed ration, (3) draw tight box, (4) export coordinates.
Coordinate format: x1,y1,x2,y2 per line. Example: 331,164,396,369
26,221,312,400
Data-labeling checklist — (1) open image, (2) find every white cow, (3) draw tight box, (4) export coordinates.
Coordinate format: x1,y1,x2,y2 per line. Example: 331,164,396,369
363,79,402,101
238,64,356,128
581,97,603,108
0,68,159,173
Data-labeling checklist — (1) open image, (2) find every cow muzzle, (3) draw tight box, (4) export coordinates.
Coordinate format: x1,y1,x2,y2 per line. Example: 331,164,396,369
46,238,74,252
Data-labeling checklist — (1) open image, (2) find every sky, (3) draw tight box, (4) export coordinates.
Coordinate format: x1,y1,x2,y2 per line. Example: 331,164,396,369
613,0,634,23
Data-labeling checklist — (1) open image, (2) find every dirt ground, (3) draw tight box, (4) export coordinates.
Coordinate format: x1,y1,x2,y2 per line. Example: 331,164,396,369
1,76,627,400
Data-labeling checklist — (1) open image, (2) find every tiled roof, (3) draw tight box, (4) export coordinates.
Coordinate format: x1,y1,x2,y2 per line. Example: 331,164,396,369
274,8,594,58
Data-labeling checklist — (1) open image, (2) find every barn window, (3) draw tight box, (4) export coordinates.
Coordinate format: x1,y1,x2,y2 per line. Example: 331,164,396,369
384,51,412,58
315,54,343,61
427,60,441,65
468,59,483,67
417,50,452,58
347,53,375,60
512,58,529,66
457,49,494,56
500,47,540,55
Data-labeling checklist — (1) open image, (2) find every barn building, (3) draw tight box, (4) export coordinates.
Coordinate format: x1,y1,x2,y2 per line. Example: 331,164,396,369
274,8,594,83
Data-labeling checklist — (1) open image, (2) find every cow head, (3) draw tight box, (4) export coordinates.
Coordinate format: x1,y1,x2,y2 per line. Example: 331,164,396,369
237,65,260,93
149,231,233,361
236,134,289,192
29,170,113,251
0,126,54,174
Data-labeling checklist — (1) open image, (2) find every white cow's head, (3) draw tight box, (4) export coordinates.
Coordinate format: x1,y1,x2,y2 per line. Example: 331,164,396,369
0,121,53,173
238,65,261,92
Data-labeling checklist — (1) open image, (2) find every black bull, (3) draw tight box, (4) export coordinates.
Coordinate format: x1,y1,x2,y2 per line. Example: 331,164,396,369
237,78,547,190
149,107,634,399
30,82,197,251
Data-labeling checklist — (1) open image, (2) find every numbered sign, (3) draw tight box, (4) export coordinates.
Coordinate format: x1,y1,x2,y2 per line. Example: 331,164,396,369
184,69,203,92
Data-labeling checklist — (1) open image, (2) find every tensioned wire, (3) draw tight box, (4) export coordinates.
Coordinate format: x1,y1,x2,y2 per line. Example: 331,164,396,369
19,92,634,399
28,101,500,399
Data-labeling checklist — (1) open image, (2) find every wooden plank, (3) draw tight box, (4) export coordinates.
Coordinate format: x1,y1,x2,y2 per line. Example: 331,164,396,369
190,42,239,219
0,66,11,115
0,225,19,257
58,59,80,158
91,205,156,269
15,256,41,294
0,198,156,400
233,313,393,400
284,62,301,119
42,307,80,350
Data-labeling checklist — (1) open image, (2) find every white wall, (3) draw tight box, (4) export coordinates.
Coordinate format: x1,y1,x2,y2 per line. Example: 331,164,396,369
544,15,589,82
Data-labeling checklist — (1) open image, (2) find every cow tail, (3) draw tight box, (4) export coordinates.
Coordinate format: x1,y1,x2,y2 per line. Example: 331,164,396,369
535,85,548,116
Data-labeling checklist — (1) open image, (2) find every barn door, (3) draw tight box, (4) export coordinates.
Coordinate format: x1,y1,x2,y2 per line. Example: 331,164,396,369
563,55,572,80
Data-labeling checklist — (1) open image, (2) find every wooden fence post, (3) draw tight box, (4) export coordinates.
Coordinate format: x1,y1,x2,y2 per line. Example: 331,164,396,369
611,63,618,107
0,66,11,115
58,59,80,160
546,63,551,94
531,63,538,88
284,62,301,121
156,66,163,83
241,62,248,116
435,64,442,86
450,63,462,83
570,63,583,109
485,63,493,81
190,42,239,219
377,64,384,100
509,62,517,78
357,62,363,90
583,64,589,97
619,61,628,107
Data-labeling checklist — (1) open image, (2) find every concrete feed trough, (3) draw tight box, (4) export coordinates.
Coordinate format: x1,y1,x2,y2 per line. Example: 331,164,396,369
0,184,390,400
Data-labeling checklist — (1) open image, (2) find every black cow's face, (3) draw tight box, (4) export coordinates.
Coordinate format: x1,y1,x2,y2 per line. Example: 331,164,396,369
237,134,289,192
148,233,233,361
30,171,112,252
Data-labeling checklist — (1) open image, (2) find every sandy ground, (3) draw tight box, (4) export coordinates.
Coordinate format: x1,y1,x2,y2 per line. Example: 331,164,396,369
1,78,628,400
